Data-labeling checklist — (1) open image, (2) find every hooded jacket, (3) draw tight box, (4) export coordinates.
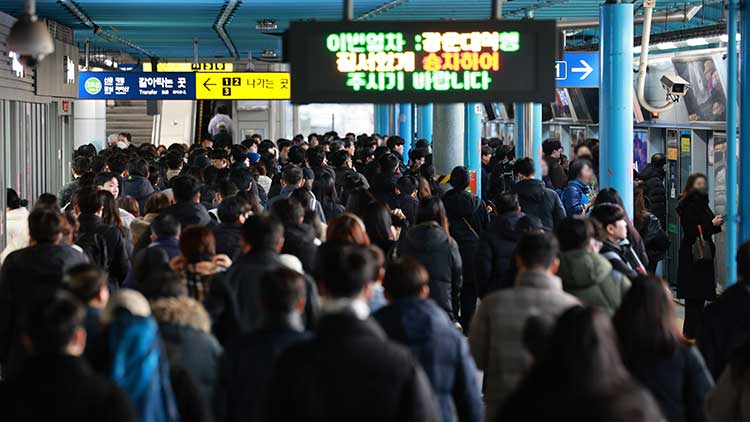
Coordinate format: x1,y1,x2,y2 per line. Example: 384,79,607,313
562,179,590,216
397,222,463,321
475,211,526,297
511,179,566,230
469,270,579,422
152,296,223,408
162,201,214,229
375,298,483,422
123,175,155,215
639,163,667,228
557,249,631,315
698,283,750,378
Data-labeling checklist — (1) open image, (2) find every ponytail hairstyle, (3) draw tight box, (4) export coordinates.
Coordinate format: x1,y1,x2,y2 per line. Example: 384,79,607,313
7,188,28,210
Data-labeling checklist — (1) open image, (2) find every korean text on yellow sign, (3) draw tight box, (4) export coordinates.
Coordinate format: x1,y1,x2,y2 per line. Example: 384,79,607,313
143,62,234,72
195,72,291,100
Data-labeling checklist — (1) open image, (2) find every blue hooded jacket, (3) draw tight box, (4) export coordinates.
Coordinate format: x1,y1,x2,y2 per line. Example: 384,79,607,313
562,179,590,216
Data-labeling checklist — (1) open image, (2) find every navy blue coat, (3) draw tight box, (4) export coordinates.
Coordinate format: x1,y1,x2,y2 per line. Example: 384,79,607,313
374,298,484,422
562,179,590,216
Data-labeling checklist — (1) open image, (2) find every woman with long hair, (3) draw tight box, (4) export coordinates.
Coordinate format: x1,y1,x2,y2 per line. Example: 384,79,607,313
169,226,231,302
633,183,669,273
593,187,649,267
614,276,713,422
361,201,397,257
501,306,663,422
0,188,29,264
98,190,133,256
676,173,723,339
312,172,345,222
396,197,462,323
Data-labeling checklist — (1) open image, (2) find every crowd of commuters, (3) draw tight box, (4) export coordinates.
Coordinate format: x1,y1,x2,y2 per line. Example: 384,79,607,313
0,130,744,422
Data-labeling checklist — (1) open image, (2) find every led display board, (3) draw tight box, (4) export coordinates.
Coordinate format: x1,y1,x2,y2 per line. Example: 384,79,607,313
285,20,557,104
142,62,235,72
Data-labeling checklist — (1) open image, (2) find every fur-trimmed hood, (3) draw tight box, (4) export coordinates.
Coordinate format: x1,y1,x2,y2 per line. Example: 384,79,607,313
151,296,211,333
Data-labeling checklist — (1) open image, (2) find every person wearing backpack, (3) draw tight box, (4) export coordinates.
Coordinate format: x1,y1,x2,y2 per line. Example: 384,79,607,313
75,187,130,289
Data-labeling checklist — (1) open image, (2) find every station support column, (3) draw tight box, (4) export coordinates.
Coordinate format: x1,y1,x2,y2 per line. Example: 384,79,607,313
397,103,413,160
417,104,433,141
375,104,390,135
465,103,483,196
514,103,525,159
739,0,750,245
599,1,634,217
726,0,739,286
433,103,465,176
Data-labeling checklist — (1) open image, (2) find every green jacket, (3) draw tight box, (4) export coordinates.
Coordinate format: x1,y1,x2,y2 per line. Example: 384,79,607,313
557,249,631,315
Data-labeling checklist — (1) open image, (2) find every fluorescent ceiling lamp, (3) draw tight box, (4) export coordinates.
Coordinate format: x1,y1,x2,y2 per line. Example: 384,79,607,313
720,34,742,42
656,42,677,50
685,38,708,46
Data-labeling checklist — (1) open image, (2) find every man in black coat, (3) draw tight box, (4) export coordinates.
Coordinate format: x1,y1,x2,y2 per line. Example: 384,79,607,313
0,208,89,375
161,175,214,228
122,157,155,215
266,245,441,422
638,153,668,229
698,242,750,378
75,187,131,287
0,292,136,422
269,198,319,274
374,258,484,422
511,158,566,231
207,215,318,343
475,193,542,297
217,268,310,422
213,196,252,260
442,166,490,331
542,139,567,191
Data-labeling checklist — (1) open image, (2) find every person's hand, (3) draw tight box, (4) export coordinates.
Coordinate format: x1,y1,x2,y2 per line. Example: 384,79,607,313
712,215,725,226
392,208,406,221
213,254,232,269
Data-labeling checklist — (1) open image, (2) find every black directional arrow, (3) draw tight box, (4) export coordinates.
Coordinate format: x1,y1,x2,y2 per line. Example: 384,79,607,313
203,78,216,91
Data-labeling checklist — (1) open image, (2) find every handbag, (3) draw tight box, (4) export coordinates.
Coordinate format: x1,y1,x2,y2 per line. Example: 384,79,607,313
691,225,713,262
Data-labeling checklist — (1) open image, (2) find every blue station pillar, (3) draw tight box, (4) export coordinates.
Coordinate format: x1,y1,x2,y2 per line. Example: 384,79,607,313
599,1,634,217
375,104,390,135
397,103,413,159
514,103,525,159
726,0,739,286
739,0,750,244
465,103,483,196
532,103,543,178
417,104,433,142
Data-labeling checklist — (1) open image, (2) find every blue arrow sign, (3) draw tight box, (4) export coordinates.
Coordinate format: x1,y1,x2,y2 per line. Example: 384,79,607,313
556,52,599,88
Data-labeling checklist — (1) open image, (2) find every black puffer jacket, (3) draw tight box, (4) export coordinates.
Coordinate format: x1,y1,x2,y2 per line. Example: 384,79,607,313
213,223,243,260
281,223,319,274
77,214,131,287
698,283,750,378
123,175,155,215
511,179,566,230
397,222,463,321
639,164,667,228
475,211,526,297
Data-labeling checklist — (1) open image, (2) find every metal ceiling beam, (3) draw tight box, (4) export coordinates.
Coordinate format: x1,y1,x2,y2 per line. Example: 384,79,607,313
558,3,702,29
356,0,409,21
213,0,241,58
58,0,157,58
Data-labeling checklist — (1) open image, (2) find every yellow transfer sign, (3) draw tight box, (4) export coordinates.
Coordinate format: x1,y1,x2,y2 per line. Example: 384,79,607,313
195,72,291,100
143,62,234,72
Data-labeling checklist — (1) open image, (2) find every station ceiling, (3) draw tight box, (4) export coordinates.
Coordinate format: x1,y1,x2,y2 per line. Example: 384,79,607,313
0,0,726,60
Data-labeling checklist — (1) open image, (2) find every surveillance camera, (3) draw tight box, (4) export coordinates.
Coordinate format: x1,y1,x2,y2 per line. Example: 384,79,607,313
660,74,690,97
7,12,55,67
17,54,40,67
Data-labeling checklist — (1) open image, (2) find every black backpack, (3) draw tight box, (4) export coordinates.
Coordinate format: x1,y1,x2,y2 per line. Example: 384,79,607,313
76,231,109,269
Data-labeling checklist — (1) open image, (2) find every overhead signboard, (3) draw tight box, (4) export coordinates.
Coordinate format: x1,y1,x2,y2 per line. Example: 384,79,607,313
78,71,291,100
556,52,599,88
142,62,235,72
285,20,557,104
78,72,195,99
196,72,291,99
